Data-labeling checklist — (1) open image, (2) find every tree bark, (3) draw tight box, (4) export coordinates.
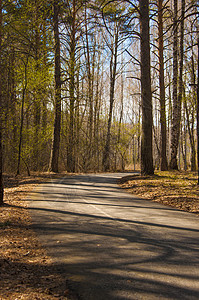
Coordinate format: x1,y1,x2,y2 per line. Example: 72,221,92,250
0,0,3,205
158,0,168,171
85,6,93,149
0,128,3,205
49,0,61,173
32,0,41,171
93,47,102,171
103,32,118,171
10,49,17,169
67,0,76,173
140,0,154,175
16,58,28,176
184,97,196,171
169,0,183,170
190,54,197,171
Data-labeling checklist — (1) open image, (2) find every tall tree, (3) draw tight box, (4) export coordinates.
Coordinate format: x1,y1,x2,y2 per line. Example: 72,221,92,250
158,0,168,170
169,0,179,169
102,2,131,171
102,26,119,171
140,0,154,175
32,0,42,171
16,54,29,176
0,0,3,205
66,0,78,173
49,0,62,172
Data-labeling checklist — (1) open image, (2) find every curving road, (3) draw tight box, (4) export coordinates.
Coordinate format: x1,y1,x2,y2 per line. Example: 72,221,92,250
29,173,199,300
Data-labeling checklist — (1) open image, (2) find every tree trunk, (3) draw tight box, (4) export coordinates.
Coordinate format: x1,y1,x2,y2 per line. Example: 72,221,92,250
140,0,154,175
75,68,80,172
0,0,3,205
158,0,168,171
170,0,184,170
16,56,29,175
197,36,199,184
182,99,187,171
190,54,197,171
184,98,196,171
10,49,17,169
103,34,118,171
42,19,48,134
93,47,101,171
32,0,41,171
67,0,76,173
117,71,124,148
49,0,61,173
0,128,3,205
85,6,93,152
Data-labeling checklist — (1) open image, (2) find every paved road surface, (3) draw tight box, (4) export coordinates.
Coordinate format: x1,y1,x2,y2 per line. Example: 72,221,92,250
29,173,199,300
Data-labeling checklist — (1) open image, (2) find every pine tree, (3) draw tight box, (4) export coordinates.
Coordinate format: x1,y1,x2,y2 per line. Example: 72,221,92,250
140,0,154,175
49,0,62,173
0,0,3,205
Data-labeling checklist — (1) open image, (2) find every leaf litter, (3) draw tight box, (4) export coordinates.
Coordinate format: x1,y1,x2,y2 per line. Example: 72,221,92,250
1,170,198,299
119,171,199,215
0,173,78,300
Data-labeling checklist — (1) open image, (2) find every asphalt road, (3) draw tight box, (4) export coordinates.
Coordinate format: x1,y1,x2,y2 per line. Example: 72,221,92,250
29,173,199,300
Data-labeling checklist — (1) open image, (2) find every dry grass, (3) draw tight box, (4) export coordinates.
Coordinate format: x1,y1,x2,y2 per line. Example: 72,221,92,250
119,171,199,215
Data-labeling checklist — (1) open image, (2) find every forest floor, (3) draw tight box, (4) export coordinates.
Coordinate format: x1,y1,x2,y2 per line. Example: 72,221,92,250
0,172,78,300
0,170,198,299
119,170,199,215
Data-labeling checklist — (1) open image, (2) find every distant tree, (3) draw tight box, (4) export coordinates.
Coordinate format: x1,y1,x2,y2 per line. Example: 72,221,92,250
102,5,120,171
49,0,62,173
65,0,79,173
102,2,131,171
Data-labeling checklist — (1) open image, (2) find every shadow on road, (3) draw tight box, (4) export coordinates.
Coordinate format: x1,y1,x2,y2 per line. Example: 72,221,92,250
28,173,199,300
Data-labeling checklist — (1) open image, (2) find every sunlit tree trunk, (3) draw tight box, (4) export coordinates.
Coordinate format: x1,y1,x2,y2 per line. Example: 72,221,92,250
93,46,103,171
181,97,187,171
189,54,197,171
170,0,185,169
140,0,154,175
67,0,76,173
85,6,93,151
49,0,61,172
169,0,178,169
103,33,118,171
117,71,124,148
158,0,168,171
75,67,80,172
184,95,196,171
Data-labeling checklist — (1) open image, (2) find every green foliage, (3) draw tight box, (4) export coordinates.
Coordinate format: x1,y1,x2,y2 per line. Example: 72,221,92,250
1,0,197,174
